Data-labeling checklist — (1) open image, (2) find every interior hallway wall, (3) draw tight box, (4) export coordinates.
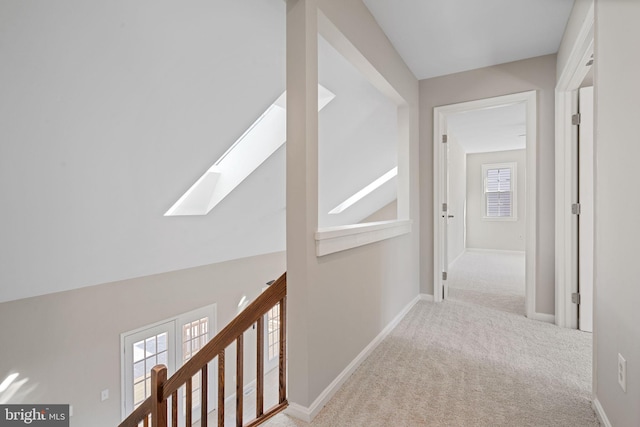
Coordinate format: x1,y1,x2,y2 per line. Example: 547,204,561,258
593,1,640,425
466,149,526,252
419,54,556,315
286,0,420,412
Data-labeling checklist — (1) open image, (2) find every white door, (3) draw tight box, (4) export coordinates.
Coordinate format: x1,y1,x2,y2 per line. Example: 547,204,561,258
441,133,450,299
123,322,176,415
178,306,216,423
264,304,280,374
578,86,594,332
121,305,216,421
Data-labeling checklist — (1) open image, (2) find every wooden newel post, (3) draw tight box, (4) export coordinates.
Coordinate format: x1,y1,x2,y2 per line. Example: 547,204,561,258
151,365,168,427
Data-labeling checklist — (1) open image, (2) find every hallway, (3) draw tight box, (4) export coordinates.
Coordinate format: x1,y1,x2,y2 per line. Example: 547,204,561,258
266,253,596,426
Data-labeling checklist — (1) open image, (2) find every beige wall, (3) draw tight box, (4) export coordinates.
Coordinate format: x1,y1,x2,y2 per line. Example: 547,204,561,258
593,1,640,425
420,54,556,315
286,0,420,410
0,252,286,427
466,149,526,252
360,200,397,223
447,136,466,265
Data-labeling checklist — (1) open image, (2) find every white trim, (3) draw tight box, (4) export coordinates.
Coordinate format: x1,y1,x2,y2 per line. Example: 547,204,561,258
555,2,594,330
592,398,612,427
315,220,412,256
529,312,555,324
465,248,525,256
286,294,420,422
419,293,434,302
433,90,537,321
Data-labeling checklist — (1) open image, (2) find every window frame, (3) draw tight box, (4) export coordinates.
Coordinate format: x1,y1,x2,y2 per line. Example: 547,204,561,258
481,162,517,221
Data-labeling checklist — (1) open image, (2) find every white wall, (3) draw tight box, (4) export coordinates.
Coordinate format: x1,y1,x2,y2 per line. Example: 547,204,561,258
0,252,286,427
0,0,400,304
466,149,526,252
318,35,398,227
447,135,466,265
420,54,556,315
286,0,419,413
593,1,640,425
0,1,288,303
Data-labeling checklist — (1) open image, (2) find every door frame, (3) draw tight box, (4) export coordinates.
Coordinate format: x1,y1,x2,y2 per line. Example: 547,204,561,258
433,90,537,321
554,3,594,329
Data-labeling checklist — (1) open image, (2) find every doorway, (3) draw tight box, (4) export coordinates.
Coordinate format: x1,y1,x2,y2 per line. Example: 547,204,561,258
443,103,527,315
433,91,537,320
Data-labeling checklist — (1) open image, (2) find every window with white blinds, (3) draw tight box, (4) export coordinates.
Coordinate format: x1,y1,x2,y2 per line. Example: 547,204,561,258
482,163,516,220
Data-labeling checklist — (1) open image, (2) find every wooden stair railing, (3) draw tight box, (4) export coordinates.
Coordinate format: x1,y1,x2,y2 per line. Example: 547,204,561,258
119,272,287,427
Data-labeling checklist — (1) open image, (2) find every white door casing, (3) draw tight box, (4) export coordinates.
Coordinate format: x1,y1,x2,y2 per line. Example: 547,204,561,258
433,91,537,319
554,2,594,329
578,86,594,333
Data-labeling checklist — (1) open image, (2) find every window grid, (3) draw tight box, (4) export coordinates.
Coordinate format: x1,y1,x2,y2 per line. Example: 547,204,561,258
484,166,514,218
132,332,168,409
182,318,209,411
267,305,280,361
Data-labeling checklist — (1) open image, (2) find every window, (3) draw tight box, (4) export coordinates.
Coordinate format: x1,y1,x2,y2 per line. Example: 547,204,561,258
482,162,516,220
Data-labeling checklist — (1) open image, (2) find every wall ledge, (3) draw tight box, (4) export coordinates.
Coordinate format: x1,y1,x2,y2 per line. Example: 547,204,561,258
315,219,412,256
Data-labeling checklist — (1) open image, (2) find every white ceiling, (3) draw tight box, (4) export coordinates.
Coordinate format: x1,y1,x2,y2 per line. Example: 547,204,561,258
362,0,575,80
447,103,526,153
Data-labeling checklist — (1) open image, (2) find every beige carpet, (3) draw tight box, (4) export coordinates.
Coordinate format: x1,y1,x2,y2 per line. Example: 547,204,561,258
266,251,598,427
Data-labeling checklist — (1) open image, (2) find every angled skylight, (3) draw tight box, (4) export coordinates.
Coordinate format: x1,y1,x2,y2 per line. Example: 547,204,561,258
165,85,335,216
329,167,397,214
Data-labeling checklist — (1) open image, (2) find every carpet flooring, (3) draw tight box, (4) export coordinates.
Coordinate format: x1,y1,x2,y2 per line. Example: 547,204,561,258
265,251,597,426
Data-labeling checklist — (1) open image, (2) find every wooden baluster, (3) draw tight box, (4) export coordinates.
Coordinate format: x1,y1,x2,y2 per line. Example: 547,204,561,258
151,365,168,427
279,298,287,404
143,415,149,427
171,391,177,427
218,351,225,427
201,365,208,427
256,316,264,418
186,377,192,427
236,335,244,427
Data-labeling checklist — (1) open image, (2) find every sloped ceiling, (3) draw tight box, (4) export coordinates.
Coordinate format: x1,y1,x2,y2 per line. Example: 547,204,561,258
362,0,574,79
0,1,397,302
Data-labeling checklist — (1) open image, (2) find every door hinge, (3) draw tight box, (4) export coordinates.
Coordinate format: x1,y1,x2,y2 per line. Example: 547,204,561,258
442,134,448,143
442,202,448,212
572,203,581,215
572,113,581,126
442,271,448,281
572,292,581,304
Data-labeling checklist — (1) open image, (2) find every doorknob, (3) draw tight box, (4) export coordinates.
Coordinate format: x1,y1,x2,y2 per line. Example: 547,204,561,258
448,215,454,218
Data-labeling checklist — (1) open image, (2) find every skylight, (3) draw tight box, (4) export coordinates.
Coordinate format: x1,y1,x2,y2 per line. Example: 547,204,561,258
165,85,336,216
329,167,398,214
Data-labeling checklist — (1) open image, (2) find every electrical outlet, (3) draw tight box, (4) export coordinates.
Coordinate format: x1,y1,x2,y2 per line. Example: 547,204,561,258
618,353,627,392
101,389,109,401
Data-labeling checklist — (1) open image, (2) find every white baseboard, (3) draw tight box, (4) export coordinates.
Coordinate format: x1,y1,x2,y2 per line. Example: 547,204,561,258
420,293,434,302
286,294,421,422
529,312,555,324
593,397,612,427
